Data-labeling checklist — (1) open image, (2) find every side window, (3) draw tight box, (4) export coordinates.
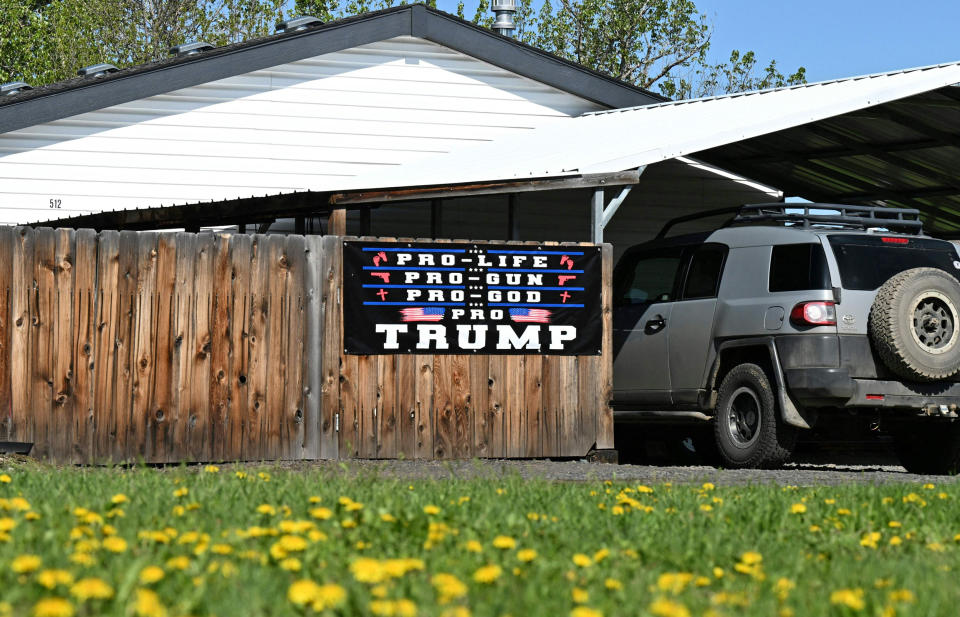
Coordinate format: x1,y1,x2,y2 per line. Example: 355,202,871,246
682,245,728,299
614,249,684,305
769,243,831,292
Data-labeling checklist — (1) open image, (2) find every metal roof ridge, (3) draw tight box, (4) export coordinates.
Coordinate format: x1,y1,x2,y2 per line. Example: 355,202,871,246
583,59,960,117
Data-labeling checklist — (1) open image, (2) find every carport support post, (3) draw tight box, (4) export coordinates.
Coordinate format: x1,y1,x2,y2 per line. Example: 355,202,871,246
591,188,605,243
328,208,346,236
590,166,644,243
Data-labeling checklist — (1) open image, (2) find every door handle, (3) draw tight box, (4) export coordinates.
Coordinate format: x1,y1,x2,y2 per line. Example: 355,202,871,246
645,315,666,334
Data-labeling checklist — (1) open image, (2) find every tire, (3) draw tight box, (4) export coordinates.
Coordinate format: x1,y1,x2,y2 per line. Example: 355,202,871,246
869,267,960,381
893,423,960,475
713,363,796,469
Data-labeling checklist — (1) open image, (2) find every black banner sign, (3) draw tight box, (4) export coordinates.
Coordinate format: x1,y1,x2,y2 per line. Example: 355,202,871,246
343,241,602,355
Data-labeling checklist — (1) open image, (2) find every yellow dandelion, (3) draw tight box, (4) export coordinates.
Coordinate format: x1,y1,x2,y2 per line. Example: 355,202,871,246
649,597,691,617
572,553,592,568
37,570,73,590
69,578,113,601
657,572,694,594
492,535,516,550
464,540,483,553
32,598,73,617
570,607,602,617
0,474,10,484
774,578,795,600
473,564,502,584
713,567,725,579
830,588,865,611
572,588,590,603
888,589,915,604
790,503,806,514
173,487,188,498
889,536,903,546
739,551,763,565
341,519,357,529
423,505,441,515
235,471,247,480
310,507,333,520
605,578,622,590
432,573,468,603
809,525,822,533
288,579,320,606
280,558,302,572
351,558,386,584
68,553,94,567
699,504,713,512
888,521,902,528
139,567,165,585
517,548,538,562
12,554,42,573
110,494,128,505
860,532,882,549
312,584,347,612
204,465,219,473
102,536,127,553
441,608,471,617
165,556,190,571
278,535,308,552
256,504,276,516
837,508,852,516
133,588,167,617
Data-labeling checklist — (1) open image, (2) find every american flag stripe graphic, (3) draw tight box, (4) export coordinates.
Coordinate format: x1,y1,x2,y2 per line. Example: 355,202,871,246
400,307,445,322
509,308,552,323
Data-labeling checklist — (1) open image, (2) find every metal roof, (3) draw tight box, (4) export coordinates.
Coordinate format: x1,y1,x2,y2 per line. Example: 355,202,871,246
369,62,960,234
0,4,664,134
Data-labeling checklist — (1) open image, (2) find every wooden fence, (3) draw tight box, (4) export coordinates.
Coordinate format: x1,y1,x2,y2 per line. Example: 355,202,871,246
0,228,612,462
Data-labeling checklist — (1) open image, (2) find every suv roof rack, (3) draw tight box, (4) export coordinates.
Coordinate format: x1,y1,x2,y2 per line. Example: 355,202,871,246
656,203,924,239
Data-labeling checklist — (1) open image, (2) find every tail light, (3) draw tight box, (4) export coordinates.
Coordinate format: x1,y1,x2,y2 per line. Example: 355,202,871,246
881,237,909,244
790,301,837,326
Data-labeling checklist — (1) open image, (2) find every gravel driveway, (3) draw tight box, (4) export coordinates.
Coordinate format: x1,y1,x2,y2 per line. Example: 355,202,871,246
278,459,959,486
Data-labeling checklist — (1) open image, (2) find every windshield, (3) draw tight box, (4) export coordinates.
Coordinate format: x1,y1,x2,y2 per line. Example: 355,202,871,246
827,234,960,291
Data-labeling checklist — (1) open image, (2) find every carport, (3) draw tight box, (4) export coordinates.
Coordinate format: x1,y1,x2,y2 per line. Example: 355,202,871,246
351,62,960,242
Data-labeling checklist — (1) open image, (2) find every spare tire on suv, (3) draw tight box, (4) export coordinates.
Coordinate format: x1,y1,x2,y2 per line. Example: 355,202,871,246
869,267,960,381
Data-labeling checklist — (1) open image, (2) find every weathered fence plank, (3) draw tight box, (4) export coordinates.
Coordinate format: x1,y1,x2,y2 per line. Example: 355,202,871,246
0,228,13,442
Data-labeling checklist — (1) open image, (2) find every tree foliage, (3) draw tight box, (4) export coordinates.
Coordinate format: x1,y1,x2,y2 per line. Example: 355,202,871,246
0,0,286,85
2,0,805,99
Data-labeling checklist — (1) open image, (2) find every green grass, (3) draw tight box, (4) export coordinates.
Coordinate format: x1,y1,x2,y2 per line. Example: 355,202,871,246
1,460,959,617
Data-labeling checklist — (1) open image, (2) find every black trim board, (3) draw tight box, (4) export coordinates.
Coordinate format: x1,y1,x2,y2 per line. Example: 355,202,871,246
0,4,664,135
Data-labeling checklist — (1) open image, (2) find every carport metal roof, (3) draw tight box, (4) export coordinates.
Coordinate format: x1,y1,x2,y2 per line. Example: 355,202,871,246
369,62,960,235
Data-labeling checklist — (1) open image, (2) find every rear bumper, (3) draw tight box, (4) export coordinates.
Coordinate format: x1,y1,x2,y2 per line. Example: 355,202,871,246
785,367,960,409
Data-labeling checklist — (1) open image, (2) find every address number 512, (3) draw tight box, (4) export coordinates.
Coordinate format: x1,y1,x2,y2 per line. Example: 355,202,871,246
49,199,61,209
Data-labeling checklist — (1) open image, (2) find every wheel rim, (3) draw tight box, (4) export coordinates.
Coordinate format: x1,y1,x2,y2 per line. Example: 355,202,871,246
726,387,761,447
910,290,959,355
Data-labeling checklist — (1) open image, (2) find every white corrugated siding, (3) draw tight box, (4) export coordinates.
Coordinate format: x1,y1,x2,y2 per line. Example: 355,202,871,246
0,36,603,225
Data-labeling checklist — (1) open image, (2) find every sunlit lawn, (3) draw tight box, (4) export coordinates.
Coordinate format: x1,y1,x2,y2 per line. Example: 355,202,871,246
0,460,958,617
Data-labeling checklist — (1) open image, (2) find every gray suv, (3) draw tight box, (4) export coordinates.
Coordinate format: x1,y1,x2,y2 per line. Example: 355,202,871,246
612,204,960,473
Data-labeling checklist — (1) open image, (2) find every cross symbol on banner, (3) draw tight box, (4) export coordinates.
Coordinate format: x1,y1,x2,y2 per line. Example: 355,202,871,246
560,291,571,304
377,289,389,301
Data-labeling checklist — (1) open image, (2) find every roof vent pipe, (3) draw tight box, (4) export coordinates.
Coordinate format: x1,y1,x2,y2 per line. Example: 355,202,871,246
1,81,32,96
275,16,323,33
77,63,119,78
492,0,517,36
170,41,214,56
